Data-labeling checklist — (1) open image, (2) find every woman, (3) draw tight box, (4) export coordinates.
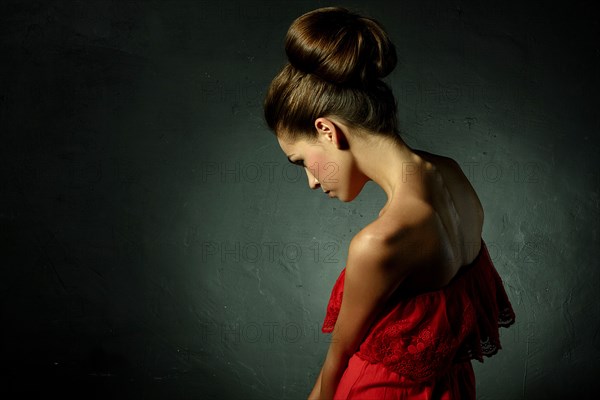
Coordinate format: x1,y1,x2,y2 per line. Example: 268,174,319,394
263,7,516,400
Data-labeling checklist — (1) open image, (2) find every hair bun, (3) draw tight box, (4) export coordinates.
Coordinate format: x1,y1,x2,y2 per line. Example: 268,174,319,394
284,7,397,86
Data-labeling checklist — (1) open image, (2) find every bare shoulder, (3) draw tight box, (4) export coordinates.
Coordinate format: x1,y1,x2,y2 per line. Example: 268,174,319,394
343,209,435,309
351,198,438,275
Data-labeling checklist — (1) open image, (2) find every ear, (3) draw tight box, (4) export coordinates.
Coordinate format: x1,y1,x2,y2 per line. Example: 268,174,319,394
315,117,349,150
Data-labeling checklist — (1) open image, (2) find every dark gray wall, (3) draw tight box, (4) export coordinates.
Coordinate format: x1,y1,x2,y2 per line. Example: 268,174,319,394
1,0,598,399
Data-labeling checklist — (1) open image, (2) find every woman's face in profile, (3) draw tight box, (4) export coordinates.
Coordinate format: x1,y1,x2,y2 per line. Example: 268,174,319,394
278,136,332,194
277,129,368,202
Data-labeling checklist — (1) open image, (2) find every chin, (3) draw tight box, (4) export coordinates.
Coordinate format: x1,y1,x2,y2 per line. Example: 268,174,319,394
338,187,364,202
342,180,369,202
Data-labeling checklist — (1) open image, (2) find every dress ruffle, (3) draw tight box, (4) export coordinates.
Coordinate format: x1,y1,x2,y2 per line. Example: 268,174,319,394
321,238,516,384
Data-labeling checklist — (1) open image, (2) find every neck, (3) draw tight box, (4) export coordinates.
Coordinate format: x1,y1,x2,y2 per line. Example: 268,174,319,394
350,133,425,207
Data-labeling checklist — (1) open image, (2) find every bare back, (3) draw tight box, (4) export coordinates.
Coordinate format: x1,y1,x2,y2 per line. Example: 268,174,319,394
377,149,485,294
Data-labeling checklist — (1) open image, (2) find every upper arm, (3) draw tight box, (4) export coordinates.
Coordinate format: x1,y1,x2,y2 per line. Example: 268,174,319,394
327,227,417,358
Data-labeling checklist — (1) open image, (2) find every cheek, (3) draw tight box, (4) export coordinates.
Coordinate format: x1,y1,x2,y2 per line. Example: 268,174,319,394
305,154,329,180
318,157,340,187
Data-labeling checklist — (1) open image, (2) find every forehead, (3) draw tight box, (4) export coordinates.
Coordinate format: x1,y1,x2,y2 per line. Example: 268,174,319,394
277,135,319,156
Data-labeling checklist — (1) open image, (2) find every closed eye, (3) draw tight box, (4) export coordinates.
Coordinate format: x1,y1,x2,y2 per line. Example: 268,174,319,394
287,157,305,167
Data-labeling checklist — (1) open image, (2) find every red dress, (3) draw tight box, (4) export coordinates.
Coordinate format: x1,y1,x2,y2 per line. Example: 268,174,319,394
321,238,516,399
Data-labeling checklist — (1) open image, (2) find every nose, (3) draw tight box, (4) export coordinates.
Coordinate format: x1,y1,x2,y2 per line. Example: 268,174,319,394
305,168,321,190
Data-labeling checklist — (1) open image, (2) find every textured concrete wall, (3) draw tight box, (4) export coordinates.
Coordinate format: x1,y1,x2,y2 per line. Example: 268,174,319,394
1,1,598,399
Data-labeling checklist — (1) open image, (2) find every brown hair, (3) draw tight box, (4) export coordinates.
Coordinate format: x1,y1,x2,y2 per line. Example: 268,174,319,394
264,7,399,143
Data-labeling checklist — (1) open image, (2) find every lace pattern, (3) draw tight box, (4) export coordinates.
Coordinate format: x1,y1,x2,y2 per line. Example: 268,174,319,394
321,239,516,383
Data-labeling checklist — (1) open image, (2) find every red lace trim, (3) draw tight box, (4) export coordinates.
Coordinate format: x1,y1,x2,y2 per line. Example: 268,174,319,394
321,239,516,383
322,268,346,334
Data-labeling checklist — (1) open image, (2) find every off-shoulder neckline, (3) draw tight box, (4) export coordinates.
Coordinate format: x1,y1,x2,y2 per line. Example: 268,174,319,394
335,238,488,300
